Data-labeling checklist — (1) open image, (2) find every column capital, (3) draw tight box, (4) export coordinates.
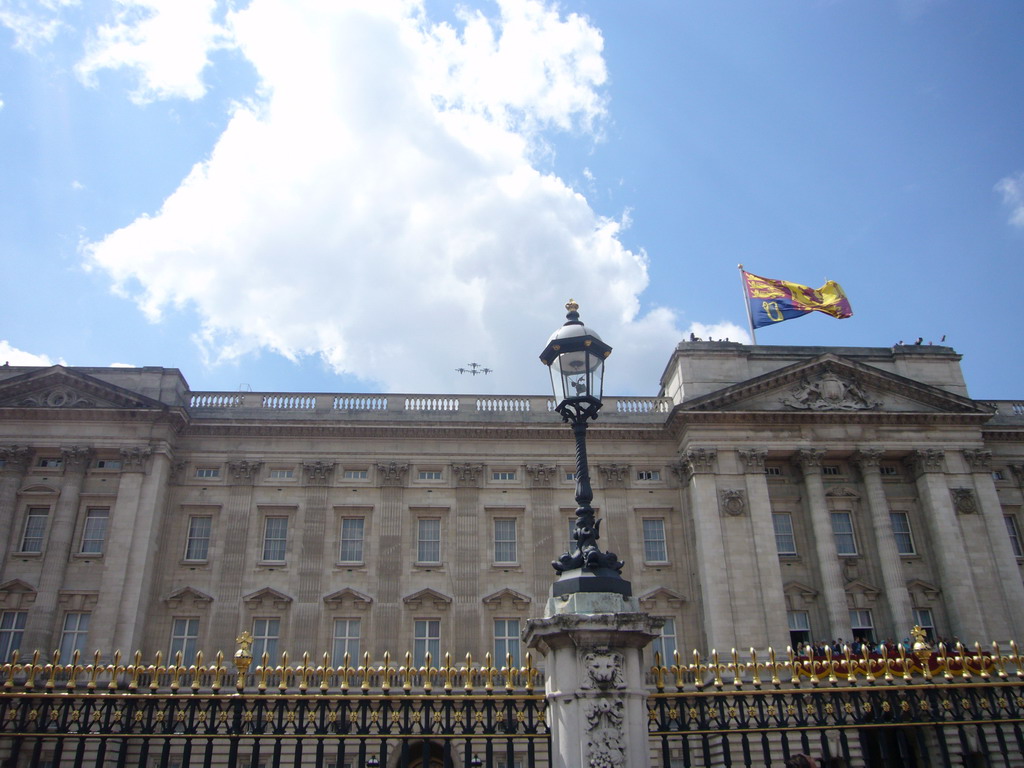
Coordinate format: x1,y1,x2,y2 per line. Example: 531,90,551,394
228,460,263,483
962,449,992,472
906,449,945,476
852,448,884,474
1011,464,1024,485
596,463,629,488
452,462,484,488
737,448,766,474
680,448,717,480
525,464,557,488
375,461,408,487
0,445,32,474
793,448,825,475
60,446,92,472
301,460,334,485
119,445,153,473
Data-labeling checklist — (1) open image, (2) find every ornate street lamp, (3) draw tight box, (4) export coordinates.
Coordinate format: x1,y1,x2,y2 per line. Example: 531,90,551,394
540,300,631,598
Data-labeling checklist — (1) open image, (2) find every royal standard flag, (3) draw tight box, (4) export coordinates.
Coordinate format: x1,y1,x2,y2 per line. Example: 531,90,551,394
743,271,853,330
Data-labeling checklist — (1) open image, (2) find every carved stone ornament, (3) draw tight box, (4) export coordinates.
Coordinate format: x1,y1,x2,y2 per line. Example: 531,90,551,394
681,448,717,479
580,650,626,691
302,461,335,483
20,387,94,408
452,463,484,487
951,487,977,515
525,464,557,487
720,489,746,516
0,446,32,472
169,461,188,482
794,448,825,474
120,445,152,472
597,464,628,488
584,698,626,768
228,460,262,481
375,461,408,487
852,449,883,473
906,449,945,476
60,446,92,471
737,448,766,473
962,449,992,473
780,372,881,411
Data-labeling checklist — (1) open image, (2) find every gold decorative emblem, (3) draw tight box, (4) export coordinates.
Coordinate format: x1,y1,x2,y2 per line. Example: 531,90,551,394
70,710,81,721
844,703,853,714
218,712,229,723
155,712,165,722
824,704,834,715
727,707,737,718
454,711,463,724
432,711,442,723
668,708,679,719
243,711,253,722
900,701,910,712
942,700,953,711
112,711,123,722
197,712,206,723
327,711,337,723
766,706,776,716
961,698,972,710
92,711,101,722
862,703,872,713
997,698,1008,708
689,707,699,719
786,705,796,716
516,710,525,722
28,709,38,721
285,711,295,723
134,712,144,722
881,701,891,712
349,712,358,723
475,711,484,723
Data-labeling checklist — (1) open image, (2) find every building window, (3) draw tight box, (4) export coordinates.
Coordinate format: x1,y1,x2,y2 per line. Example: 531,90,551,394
338,518,365,563
494,618,521,666
332,618,361,663
184,516,212,561
343,469,368,480
492,471,516,481
251,618,280,662
849,610,874,644
822,465,841,476
37,458,63,468
414,619,440,666
642,519,668,562
268,468,294,480
418,470,442,480
765,466,783,476
494,519,517,564
95,459,121,469
772,513,797,556
60,613,90,659
831,512,857,555
194,467,220,479
20,508,48,553
564,471,575,481
262,517,288,562
912,608,935,642
637,470,661,481
890,511,915,555
1006,516,1023,558
652,617,678,663
80,508,109,554
169,618,199,661
879,464,898,476
0,611,27,661
788,611,811,648
417,519,441,564
993,470,1006,481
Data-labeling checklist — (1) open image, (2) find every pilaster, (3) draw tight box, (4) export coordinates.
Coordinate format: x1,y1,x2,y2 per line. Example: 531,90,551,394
293,461,335,647
794,449,851,642
526,465,559,606
0,446,32,576
373,461,408,657
452,463,483,652
595,464,631,582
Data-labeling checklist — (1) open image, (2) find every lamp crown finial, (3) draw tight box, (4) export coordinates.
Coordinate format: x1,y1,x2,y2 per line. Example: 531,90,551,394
565,299,581,324
565,299,579,313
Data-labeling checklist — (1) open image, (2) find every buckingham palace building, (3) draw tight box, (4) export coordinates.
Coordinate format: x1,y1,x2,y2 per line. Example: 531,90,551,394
0,340,1021,667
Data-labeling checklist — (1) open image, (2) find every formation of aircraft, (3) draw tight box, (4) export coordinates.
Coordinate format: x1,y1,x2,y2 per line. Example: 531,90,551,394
455,362,492,376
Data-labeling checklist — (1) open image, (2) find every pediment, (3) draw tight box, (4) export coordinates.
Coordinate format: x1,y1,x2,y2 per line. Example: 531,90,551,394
844,579,881,597
481,588,531,610
323,587,373,607
638,587,687,607
402,588,452,610
679,354,989,417
0,579,36,595
783,581,818,598
0,367,166,411
243,587,293,608
165,586,214,605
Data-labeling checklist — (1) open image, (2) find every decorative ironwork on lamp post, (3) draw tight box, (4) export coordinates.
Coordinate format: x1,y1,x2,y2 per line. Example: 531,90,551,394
540,300,631,598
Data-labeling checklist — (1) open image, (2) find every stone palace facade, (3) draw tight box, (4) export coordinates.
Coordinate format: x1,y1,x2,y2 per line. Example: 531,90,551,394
0,341,1021,666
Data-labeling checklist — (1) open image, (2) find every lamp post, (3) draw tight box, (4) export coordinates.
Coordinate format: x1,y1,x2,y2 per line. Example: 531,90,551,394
540,300,631,598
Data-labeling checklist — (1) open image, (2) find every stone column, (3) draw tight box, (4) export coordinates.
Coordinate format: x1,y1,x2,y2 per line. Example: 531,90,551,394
906,449,985,639
526,464,558,607
209,460,261,653
525,606,662,768
451,463,483,652
293,461,335,649
22,446,92,653
794,449,851,642
853,449,914,637
373,461,408,658
0,447,32,576
681,448,736,653
963,450,1024,641
738,449,789,650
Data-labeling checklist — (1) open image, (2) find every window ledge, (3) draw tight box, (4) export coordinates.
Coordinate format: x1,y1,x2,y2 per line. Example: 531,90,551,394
180,559,210,568
15,551,41,558
72,552,104,560
414,562,444,570
336,562,366,569
257,560,287,568
492,563,521,570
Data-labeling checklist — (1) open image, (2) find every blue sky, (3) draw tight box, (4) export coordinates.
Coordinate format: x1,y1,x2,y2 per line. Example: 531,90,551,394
1,0,1022,398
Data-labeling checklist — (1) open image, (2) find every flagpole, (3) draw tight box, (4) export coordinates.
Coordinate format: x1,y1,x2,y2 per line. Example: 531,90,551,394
738,264,757,345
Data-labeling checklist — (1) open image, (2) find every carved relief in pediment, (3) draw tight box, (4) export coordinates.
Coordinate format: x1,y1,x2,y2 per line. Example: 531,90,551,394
780,373,880,411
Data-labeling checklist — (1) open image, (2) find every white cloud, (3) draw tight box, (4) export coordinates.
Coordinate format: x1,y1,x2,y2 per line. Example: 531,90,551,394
685,322,751,345
83,0,686,394
75,0,226,103
109,362,137,368
0,0,77,51
0,341,59,367
995,172,1024,228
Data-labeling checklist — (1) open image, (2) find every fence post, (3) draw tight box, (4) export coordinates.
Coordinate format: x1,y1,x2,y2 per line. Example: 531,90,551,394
524,594,662,768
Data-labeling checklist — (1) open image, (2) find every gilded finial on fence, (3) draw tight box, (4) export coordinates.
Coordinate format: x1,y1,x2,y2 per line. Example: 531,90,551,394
911,624,932,665
234,630,253,688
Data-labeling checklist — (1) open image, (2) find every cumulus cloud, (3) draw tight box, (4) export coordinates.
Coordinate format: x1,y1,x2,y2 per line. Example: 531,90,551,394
0,0,78,51
0,341,60,367
996,173,1024,228
82,0,688,394
685,322,751,345
76,0,226,103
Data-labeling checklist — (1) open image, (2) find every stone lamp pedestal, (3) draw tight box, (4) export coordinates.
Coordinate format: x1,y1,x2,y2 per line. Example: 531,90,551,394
524,593,662,768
